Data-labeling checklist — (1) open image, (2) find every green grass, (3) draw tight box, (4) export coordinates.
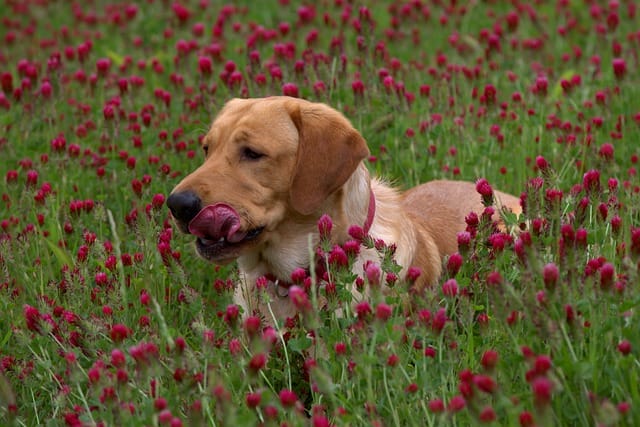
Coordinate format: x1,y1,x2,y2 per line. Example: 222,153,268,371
1,0,639,426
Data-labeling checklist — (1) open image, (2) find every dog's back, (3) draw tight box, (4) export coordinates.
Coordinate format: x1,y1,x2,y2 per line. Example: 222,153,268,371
402,180,522,257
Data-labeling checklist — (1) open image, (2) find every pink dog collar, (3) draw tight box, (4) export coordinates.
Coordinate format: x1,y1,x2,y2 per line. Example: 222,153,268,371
363,189,376,235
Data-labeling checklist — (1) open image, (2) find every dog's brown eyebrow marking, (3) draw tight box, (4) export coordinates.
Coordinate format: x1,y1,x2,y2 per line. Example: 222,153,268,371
202,132,218,149
232,130,250,144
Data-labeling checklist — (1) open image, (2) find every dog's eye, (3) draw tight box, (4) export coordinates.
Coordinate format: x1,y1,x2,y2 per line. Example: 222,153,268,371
202,145,209,156
241,147,264,161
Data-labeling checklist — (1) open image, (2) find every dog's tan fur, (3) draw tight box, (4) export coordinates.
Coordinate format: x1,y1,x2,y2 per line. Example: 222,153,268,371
169,97,522,322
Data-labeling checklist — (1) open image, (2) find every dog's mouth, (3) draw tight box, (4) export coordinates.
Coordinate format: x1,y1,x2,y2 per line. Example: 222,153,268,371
187,204,264,263
194,226,264,263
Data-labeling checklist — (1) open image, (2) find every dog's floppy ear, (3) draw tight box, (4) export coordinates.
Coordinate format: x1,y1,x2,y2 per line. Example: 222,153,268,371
287,101,370,215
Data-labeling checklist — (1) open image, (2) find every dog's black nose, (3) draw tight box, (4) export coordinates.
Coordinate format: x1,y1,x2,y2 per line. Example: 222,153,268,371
167,191,202,225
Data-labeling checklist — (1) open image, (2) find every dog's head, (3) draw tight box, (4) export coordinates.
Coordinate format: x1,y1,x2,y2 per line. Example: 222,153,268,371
167,96,369,264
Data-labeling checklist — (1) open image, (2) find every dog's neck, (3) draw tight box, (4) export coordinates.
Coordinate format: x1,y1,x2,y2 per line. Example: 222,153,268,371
343,164,417,277
238,164,376,285
342,163,374,234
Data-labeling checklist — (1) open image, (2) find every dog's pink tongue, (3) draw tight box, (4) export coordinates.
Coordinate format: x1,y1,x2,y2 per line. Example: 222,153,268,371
188,204,247,243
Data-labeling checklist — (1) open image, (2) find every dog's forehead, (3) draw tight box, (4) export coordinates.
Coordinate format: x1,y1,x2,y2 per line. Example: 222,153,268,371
204,98,299,149
208,98,293,134
220,97,292,119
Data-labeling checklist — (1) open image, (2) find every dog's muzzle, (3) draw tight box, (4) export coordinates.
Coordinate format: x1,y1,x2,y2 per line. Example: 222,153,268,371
166,191,264,263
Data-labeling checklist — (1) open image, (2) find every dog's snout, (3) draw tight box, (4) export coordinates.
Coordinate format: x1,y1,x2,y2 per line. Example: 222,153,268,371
167,191,202,226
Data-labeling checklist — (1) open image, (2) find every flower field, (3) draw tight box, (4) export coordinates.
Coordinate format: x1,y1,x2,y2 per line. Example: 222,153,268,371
1,0,639,425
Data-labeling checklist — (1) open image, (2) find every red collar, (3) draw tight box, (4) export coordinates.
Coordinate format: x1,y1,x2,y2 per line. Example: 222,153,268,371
269,187,376,293
363,188,376,235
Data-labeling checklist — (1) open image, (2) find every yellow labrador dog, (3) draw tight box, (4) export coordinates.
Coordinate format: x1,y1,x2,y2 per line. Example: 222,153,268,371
167,97,521,322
